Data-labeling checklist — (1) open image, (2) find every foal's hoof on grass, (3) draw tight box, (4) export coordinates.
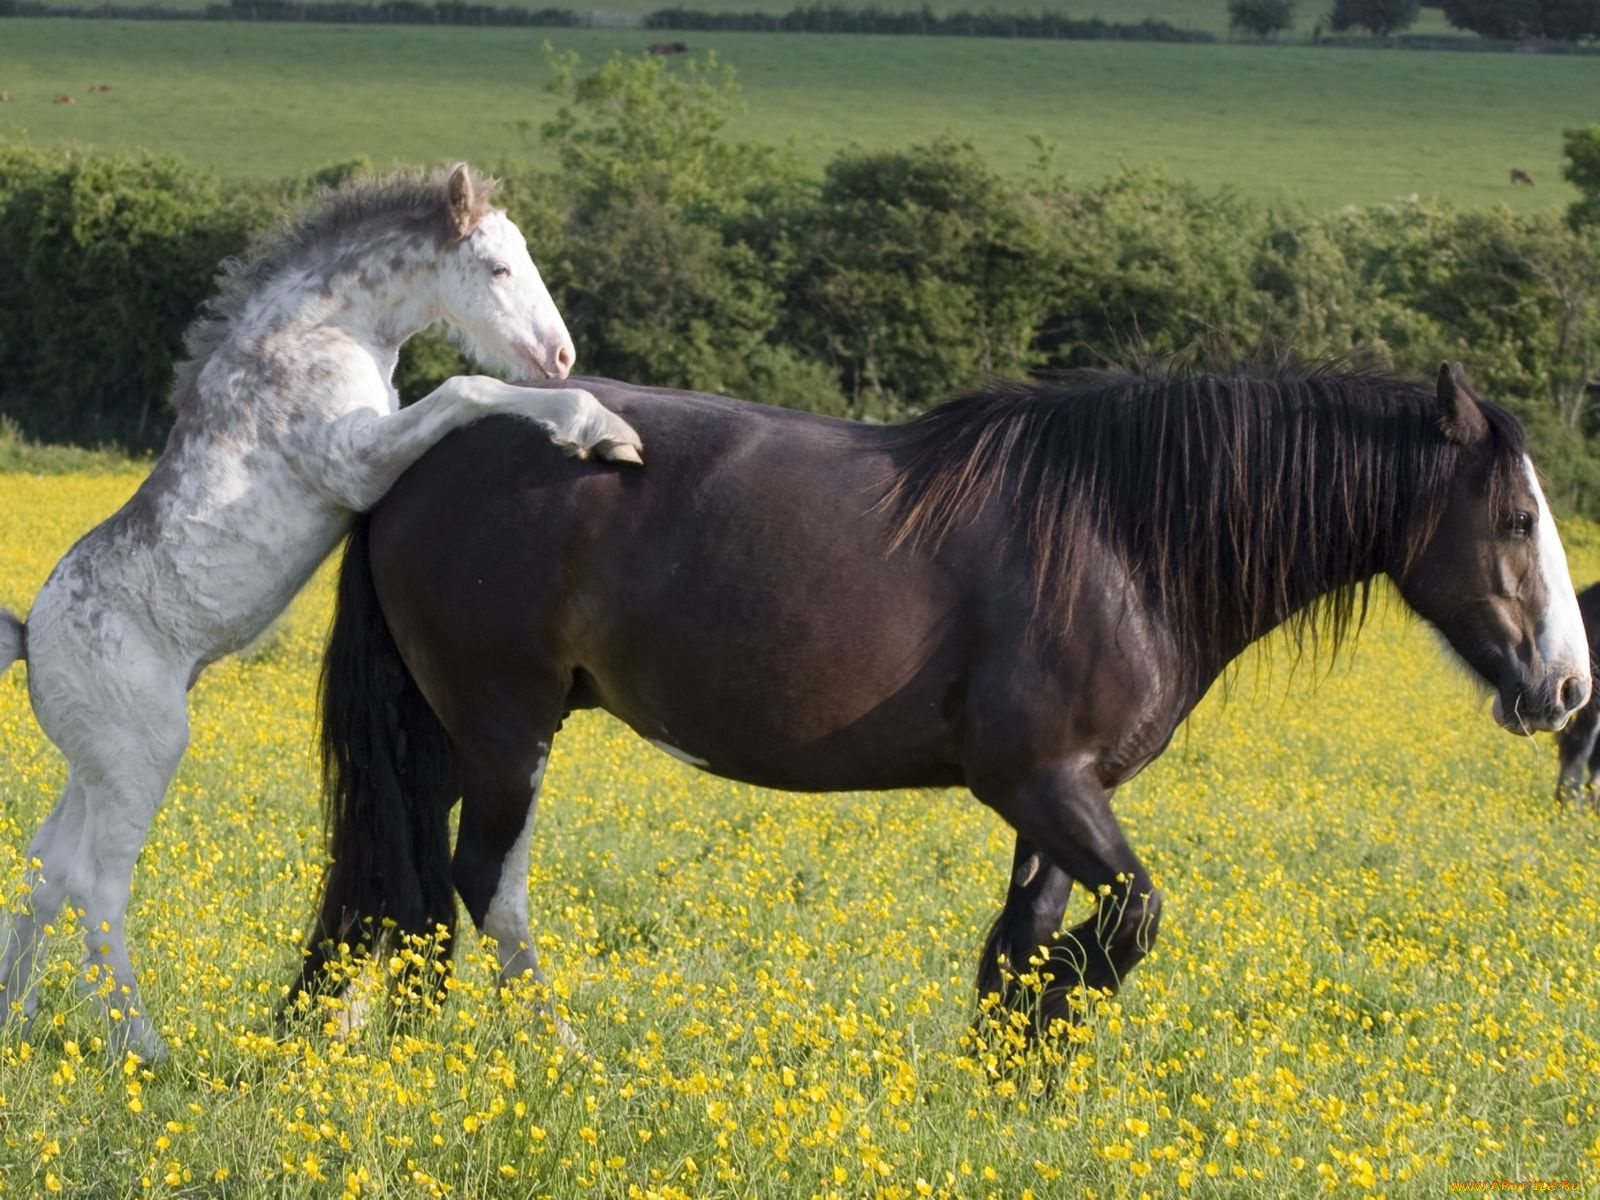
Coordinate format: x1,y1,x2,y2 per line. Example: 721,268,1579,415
109,1027,169,1069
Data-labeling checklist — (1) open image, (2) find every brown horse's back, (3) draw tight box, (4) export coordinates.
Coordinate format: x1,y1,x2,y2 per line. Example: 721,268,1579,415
372,383,982,791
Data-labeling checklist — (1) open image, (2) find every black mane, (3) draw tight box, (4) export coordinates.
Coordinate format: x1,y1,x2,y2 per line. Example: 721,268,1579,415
885,363,1528,663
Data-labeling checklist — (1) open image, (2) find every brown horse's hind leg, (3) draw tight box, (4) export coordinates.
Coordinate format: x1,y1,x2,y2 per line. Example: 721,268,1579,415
450,724,580,1044
975,762,1161,1029
976,834,1075,1029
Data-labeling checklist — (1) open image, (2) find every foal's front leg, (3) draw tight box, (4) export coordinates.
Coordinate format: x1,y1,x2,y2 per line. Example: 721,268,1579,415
293,376,642,513
975,761,1162,1030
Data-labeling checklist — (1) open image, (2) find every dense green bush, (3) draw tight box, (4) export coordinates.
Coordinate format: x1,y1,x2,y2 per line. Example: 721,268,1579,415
1,48,1597,512
1564,124,1600,231
1328,0,1421,35
1228,0,1296,39
1440,0,1600,40
773,141,1062,415
0,145,260,446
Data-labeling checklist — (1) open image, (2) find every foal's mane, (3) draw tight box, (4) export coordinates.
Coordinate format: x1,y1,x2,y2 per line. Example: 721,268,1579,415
884,362,1527,662
169,166,497,415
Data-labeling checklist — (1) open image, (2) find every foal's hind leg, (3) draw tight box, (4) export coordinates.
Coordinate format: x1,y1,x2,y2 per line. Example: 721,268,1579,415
0,773,88,1031
69,733,188,1063
25,649,189,1062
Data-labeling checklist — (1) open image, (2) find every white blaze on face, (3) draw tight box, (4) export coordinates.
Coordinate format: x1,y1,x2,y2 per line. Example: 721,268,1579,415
1526,457,1590,693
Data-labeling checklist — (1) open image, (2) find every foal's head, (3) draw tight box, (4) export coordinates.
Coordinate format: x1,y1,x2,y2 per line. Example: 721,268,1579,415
433,164,576,382
1394,364,1589,734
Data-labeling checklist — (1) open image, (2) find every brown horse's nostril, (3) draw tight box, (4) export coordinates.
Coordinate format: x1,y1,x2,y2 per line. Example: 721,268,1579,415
1560,675,1589,713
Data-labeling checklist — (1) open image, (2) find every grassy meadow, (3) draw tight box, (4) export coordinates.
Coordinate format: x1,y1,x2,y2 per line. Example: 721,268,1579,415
0,19,1594,211
3,461,1600,1195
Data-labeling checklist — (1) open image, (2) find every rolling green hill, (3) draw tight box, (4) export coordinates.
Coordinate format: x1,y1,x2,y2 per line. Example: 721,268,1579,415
1,20,1591,211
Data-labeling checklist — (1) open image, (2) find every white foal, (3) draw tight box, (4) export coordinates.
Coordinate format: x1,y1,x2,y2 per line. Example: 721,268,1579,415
0,164,641,1062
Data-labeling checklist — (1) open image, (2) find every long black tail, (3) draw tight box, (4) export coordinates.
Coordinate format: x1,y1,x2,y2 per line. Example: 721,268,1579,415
286,515,460,1014
1,608,24,673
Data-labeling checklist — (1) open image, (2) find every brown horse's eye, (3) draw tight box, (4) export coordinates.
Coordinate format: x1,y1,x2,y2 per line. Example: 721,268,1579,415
1508,510,1534,539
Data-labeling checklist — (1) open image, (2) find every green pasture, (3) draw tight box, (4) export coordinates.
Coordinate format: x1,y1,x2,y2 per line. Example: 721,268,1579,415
4,474,1600,1196
0,18,1591,211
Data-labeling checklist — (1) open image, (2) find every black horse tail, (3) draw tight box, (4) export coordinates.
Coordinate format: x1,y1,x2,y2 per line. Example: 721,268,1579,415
286,515,459,1016
0,609,24,673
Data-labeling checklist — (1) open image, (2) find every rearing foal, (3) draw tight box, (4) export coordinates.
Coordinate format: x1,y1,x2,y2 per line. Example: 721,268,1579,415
0,165,641,1061
296,362,1588,1035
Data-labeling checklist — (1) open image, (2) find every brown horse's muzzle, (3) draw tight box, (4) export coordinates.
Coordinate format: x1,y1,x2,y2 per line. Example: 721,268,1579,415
1492,670,1591,735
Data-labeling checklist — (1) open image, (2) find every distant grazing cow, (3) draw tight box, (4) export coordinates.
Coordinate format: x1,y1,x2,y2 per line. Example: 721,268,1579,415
53,94,75,105
90,83,113,93
1511,168,1535,187
648,41,688,54
0,92,10,103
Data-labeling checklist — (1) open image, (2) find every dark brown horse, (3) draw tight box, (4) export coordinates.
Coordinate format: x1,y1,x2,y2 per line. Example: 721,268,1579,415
1557,582,1600,802
290,362,1590,1034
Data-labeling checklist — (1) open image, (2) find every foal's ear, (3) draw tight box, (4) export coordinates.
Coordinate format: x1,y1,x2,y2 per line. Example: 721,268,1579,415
446,163,480,240
1437,361,1488,446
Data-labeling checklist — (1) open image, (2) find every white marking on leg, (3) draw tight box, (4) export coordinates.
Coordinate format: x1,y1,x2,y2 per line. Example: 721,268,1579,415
1526,458,1590,692
1013,853,1041,890
332,959,383,1040
648,739,710,768
482,754,546,985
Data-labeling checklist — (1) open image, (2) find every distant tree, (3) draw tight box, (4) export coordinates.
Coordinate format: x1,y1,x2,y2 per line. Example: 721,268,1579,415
1440,0,1536,37
1228,0,1296,38
1327,0,1421,35
1563,125,1600,230
1540,0,1600,40
1441,0,1599,39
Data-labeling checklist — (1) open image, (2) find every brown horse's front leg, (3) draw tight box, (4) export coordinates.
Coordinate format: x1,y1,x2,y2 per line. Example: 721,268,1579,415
976,834,1074,1025
974,761,1162,1031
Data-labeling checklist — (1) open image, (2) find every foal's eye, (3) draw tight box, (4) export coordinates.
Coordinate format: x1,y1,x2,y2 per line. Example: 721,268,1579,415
490,263,511,279
1508,510,1534,539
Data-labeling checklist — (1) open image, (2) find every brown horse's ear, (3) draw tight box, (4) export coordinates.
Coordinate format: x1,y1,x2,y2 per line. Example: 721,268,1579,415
446,163,479,240
1437,361,1488,446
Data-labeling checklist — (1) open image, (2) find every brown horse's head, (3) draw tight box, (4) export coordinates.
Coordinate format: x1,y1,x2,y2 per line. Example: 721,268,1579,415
1394,363,1590,734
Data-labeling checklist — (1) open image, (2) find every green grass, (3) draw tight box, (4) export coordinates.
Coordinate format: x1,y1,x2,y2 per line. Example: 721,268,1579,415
4,474,1600,1196
0,18,1590,211
0,418,150,476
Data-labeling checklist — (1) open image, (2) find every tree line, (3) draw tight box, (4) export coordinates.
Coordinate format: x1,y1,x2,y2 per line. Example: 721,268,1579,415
1,52,1598,511
1229,0,1600,40
0,0,1207,37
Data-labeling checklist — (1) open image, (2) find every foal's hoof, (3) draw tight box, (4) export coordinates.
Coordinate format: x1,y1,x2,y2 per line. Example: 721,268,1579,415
594,439,644,467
